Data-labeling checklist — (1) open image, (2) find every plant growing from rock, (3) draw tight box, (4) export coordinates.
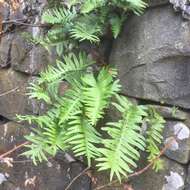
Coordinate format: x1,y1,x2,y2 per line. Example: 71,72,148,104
17,0,166,183
17,51,165,181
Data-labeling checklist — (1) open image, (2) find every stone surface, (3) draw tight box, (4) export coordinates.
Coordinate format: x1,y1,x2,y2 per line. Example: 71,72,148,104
0,69,41,120
110,5,190,109
163,121,190,164
169,0,190,20
185,164,190,190
130,157,186,190
147,105,188,120
149,0,169,7
11,34,51,75
0,122,91,190
0,34,13,68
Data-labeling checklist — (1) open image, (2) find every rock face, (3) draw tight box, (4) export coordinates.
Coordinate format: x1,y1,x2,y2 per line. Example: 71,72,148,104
0,122,91,190
149,0,169,7
130,157,186,190
11,34,51,75
163,121,190,164
110,5,190,109
0,69,40,120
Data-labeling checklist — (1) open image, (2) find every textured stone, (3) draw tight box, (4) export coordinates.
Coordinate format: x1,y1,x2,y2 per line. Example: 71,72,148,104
163,121,190,164
0,34,13,68
185,164,190,190
130,157,186,190
0,69,40,120
148,0,169,7
0,122,91,190
11,34,51,75
110,5,190,109
147,105,188,120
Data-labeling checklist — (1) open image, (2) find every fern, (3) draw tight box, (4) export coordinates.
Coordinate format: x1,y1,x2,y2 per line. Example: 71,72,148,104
82,68,121,125
67,113,101,166
42,7,77,24
146,107,165,171
18,50,165,182
81,0,106,13
39,52,94,83
70,22,101,43
109,14,126,38
96,95,147,181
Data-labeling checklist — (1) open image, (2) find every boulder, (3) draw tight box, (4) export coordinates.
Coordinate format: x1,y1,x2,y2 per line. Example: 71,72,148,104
11,34,51,75
0,69,40,120
110,5,190,109
0,122,91,190
0,34,14,68
148,0,169,7
163,121,190,164
130,157,186,190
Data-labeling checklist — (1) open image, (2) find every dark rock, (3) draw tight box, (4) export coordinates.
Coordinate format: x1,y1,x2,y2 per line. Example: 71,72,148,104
163,121,190,164
0,122,91,190
110,5,190,109
11,33,51,75
148,0,169,7
0,34,13,68
130,157,186,190
147,105,188,120
0,69,40,120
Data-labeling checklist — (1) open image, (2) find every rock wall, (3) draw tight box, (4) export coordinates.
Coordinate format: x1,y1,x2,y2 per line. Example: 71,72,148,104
109,1,190,190
0,0,190,190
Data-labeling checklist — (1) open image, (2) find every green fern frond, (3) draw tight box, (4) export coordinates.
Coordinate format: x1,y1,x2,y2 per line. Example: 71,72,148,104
81,0,106,13
42,7,77,24
146,107,165,171
22,132,49,165
126,0,148,15
39,52,94,83
67,114,101,166
96,95,147,181
57,87,83,125
110,14,126,38
82,68,121,125
27,82,51,103
70,22,101,43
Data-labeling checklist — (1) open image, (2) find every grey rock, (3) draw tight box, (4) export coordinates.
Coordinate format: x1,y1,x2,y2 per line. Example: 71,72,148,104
169,0,190,20
0,69,40,120
185,164,190,190
163,121,190,164
0,122,91,190
11,34,51,75
130,157,186,190
148,0,169,7
147,105,188,120
0,34,13,68
110,5,190,109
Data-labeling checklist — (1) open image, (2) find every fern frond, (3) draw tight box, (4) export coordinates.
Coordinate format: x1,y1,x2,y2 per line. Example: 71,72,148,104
70,22,101,43
82,68,121,125
81,0,106,13
42,7,77,24
146,107,165,171
22,132,49,165
39,52,94,83
57,86,83,125
27,82,51,103
96,95,147,181
67,114,101,166
110,14,126,38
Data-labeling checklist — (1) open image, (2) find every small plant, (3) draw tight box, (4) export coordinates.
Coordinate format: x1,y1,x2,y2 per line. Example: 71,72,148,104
28,0,148,55
17,52,165,181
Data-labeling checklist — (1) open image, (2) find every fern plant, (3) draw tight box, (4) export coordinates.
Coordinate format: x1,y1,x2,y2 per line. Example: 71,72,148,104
18,51,165,181
29,0,148,55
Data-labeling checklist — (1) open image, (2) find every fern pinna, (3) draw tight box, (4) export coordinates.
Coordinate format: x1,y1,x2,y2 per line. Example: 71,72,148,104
18,52,165,181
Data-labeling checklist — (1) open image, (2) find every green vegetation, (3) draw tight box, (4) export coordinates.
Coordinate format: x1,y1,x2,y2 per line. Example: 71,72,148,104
18,0,166,182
